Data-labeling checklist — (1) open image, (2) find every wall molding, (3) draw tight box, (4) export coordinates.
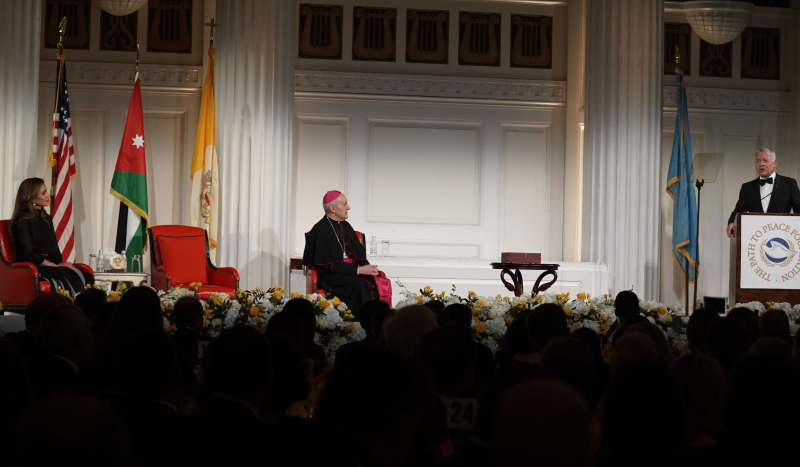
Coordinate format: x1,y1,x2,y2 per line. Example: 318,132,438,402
662,86,790,113
295,70,566,103
39,60,203,88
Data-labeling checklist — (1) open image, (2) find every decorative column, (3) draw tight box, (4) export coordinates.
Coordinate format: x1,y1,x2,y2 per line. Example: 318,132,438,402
215,0,296,289
0,0,41,218
582,0,663,298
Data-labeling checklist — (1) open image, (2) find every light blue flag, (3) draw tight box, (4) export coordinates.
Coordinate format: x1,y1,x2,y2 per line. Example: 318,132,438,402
666,70,698,282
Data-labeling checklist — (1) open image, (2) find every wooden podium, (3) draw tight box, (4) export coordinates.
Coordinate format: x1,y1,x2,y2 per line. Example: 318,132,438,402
730,213,800,305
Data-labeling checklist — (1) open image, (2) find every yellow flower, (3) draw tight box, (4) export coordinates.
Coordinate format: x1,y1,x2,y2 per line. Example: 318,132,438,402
667,315,673,322
416,295,423,303
108,292,119,302
320,300,331,310
423,286,432,294
275,286,285,292
475,322,485,333
475,300,485,307
332,297,341,306
291,291,300,299
167,324,177,334
563,306,571,315
346,323,356,333
506,315,514,324
577,292,587,301
656,307,667,315
272,291,283,300
205,309,215,319
249,307,259,317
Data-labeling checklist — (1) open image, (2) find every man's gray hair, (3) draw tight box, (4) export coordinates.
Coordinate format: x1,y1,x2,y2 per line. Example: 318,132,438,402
757,147,777,161
323,198,338,215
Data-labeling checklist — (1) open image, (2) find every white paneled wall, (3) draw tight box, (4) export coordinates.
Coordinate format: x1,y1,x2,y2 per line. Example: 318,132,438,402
292,86,566,262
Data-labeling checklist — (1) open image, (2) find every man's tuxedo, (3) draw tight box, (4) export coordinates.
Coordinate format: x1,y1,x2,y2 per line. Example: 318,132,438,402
728,174,800,225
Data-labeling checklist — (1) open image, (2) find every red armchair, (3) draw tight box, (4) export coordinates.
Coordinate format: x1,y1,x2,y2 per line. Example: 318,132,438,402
306,230,387,295
0,219,94,313
148,225,239,300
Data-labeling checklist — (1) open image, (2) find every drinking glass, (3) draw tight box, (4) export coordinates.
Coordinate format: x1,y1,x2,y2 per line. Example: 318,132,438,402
381,240,391,257
131,255,141,273
88,254,97,272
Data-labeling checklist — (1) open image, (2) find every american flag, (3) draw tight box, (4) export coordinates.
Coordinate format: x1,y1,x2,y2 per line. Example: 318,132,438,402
49,57,76,263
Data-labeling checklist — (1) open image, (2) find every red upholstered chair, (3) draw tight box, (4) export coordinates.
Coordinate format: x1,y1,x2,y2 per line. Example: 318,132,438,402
306,230,387,295
0,219,94,313
148,225,239,300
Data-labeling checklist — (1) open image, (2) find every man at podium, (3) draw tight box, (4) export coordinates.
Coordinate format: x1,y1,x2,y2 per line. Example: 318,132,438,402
726,148,800,237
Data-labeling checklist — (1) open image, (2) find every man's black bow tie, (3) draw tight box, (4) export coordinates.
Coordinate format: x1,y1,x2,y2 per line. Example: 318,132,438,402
760,178,773,186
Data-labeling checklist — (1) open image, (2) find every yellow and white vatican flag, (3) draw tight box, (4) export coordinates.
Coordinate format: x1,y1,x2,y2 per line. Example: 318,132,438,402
190,47,219,259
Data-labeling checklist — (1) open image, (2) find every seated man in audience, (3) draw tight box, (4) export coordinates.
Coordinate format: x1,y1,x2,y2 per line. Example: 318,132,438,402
4,292,69,364
30,305,92,397
303,190,391,317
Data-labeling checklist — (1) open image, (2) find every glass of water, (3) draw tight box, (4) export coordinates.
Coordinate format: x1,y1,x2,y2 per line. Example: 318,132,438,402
131,255,141,273
88,254,97,272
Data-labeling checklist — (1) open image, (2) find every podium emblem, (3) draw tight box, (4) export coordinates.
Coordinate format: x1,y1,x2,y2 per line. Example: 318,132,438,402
760,238,797,267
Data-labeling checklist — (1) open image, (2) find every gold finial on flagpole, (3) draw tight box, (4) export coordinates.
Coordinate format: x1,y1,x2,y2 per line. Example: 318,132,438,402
57,16,67,58
135,44,140,73
205,17,217,49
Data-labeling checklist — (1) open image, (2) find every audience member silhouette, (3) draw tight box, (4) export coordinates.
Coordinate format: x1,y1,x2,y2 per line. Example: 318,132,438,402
571,327,611,410
415,324,476,397
115,330,186,467
371,308,394,345
726,307,760,342
4,292,69,363
190,326,275,466
446,303,473,326
671,354,726,451
444,303,495,397
335,299,389,366
73,288,107,322
686,307,720,352
382,304,438,357
359,299,390,338
282,297,326,375
265,310,305,356
11,394,133,467
316,346,437,467
30,304,92,397
90,301,117,346
0,339,31,451
626,321,675,368
613,290,641,324
706,317,752,374
599,362,686,466
433,308,453,326
541,336,595,403
746,336,792,361
493,379,593,467
723,356,800,465
423,299,445,309
495,309,535,372
171,296,204,366
611,333,657,373
759,308,793,344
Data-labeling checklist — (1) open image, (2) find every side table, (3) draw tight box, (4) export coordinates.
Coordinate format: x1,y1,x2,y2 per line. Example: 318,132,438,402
93,272,150,292
489,262,559,297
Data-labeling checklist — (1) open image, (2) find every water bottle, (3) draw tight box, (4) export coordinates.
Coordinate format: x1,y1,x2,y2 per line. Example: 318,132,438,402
370,236,377,257
97,250,105,273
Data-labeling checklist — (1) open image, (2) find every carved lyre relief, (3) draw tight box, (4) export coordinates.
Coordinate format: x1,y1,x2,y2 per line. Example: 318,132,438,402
148,0,192,53
45,0,91,49
353,8,395,61
101,11,137,51
299,5,342,58
459,13,500,66
700,40,731,78
406,10,448,63
510,15,551,68
741,28,780,80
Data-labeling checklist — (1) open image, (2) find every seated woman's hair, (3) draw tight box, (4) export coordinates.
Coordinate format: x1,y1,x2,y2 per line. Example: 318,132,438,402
10,178,48,242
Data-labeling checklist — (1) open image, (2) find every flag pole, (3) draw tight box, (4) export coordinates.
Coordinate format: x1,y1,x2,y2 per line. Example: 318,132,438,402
50,16,67,213
676,45,690,315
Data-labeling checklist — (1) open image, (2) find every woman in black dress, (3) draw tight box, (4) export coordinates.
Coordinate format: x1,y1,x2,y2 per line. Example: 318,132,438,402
10,178,93,295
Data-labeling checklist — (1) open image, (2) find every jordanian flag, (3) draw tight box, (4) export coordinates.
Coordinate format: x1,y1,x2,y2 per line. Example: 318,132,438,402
111,73,149,270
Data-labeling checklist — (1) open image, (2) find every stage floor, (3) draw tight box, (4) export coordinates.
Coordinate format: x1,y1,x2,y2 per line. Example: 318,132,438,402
290,258,609,306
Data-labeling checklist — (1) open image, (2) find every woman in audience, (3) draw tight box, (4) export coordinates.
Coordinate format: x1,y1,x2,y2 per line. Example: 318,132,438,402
9,178,94,295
